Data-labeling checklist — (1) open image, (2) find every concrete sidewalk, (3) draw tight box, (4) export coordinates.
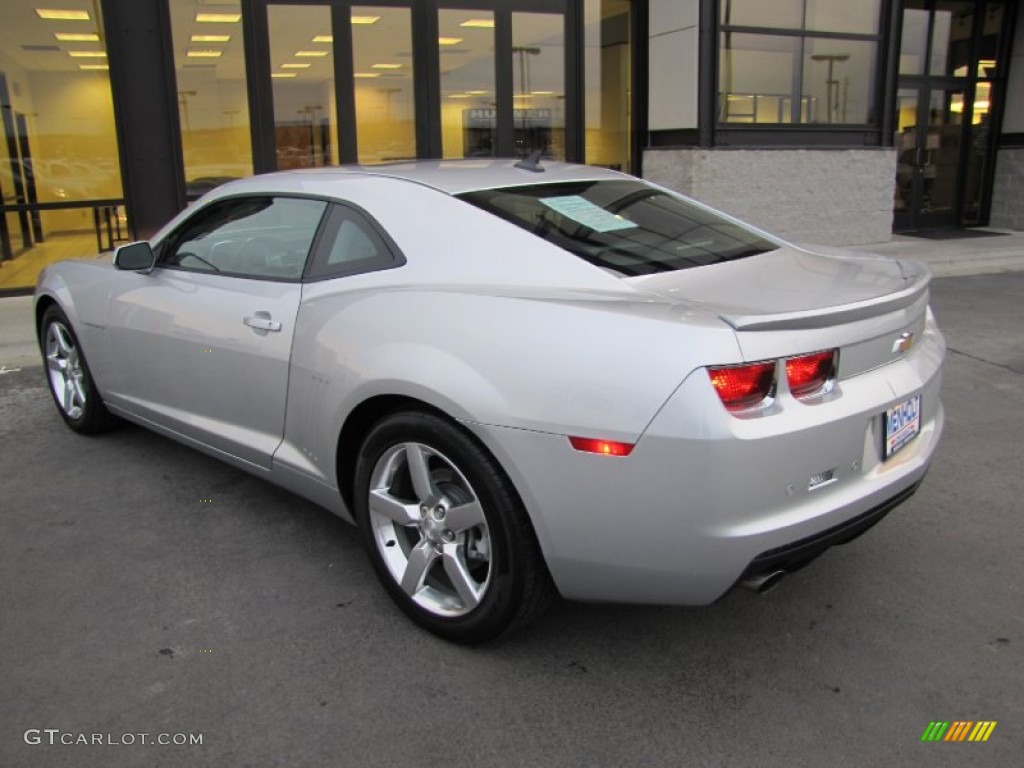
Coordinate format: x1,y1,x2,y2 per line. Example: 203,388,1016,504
1,230,1022,370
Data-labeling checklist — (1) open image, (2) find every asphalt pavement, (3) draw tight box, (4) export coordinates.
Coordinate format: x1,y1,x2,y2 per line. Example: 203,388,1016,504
1,253,1022,767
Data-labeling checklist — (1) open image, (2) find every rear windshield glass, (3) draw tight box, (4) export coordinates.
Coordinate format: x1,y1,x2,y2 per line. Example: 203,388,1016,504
458,180,777,276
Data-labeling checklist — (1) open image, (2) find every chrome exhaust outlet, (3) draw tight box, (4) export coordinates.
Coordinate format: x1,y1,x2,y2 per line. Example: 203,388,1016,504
740,570,786,594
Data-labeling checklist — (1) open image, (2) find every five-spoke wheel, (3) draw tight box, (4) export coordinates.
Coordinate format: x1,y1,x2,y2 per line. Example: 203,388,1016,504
39,305,116,434
355,411,553,643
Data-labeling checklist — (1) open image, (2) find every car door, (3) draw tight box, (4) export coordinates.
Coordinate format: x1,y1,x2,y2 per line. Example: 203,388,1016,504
104,195,329,468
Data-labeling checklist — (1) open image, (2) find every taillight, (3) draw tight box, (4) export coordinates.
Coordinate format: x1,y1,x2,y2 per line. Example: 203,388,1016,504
568,436,634,457
707,361,776,412
786,349,837,398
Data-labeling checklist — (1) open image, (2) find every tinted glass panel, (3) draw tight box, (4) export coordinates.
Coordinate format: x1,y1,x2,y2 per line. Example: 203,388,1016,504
307,204,396,279
165,197,326,279
512,13,565,159
459,181,776,277
584,0,631,172
721,0,803,29
803,39,877,124
439,9,496,159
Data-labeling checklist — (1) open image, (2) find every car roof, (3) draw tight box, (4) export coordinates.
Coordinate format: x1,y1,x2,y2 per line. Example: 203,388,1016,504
222,158,630,197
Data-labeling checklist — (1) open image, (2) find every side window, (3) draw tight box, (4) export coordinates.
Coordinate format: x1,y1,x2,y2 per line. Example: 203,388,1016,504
306,204,400,280
163,196,327,280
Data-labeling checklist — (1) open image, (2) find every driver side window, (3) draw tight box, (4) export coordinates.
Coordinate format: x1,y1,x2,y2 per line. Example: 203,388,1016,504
163,196,327,280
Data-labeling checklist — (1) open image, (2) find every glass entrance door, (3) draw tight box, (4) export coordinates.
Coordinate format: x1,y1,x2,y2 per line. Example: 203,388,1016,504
894,85,966,230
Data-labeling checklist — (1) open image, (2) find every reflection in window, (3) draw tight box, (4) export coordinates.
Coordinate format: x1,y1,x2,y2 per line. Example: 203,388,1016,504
352,6,416,164
719,1,881,126
512,13,565,159
0,1,124,290
268,5,338,170
439,10,496,159
584,0,631,173
171,0,252,198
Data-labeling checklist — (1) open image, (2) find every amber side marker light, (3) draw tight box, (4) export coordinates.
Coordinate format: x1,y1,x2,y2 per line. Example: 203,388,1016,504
568,437,635,457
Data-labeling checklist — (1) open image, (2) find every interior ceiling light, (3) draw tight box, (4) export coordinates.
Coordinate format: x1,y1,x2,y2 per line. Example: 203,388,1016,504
191,35,230,43
78,64,108,70
438,37,463,46
465,90,488,95
54,32,99,41
312,35,333,43
36,9,90,20
271,73,296,78
459,19,494,28
531,91,555,95
67,51,106,57
371,63,401,69
281,63,310,69
448,94,470,99
353,72,380,78
195,13,241,23
187,50,223,58
295,50,329,57
351,16,380,25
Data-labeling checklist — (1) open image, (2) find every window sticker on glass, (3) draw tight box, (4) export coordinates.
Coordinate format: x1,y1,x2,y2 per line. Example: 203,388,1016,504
540,195,638,233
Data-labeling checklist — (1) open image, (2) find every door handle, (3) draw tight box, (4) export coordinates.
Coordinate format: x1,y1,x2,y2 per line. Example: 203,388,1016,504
244,311,282,334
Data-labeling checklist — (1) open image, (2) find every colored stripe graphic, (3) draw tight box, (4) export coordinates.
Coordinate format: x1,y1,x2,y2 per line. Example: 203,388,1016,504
921,721,996,742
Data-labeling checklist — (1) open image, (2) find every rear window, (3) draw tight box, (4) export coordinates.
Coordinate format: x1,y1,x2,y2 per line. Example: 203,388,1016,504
458,180,777,276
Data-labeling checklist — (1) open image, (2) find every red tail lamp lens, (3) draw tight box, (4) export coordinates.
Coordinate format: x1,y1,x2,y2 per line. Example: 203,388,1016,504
707,361,776,411
786,350,836,398
568,436,635,457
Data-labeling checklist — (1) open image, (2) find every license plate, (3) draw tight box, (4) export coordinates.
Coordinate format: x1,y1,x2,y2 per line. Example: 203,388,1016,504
884,394,921,459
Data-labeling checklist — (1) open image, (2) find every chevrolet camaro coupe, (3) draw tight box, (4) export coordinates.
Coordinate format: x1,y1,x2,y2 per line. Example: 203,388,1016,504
35,159,945,643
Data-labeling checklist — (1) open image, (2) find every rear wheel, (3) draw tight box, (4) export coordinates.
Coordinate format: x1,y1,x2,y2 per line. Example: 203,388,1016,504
353,410,553,643
40,305,117,434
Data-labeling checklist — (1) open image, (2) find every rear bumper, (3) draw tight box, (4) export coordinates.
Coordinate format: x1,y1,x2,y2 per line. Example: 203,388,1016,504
737,476,922,582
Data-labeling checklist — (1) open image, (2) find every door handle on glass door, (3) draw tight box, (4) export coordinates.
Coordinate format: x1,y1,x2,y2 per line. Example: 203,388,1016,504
244,312,282,335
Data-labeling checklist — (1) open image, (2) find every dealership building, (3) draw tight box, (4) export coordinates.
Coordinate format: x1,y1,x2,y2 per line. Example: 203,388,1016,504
1,0,1021,292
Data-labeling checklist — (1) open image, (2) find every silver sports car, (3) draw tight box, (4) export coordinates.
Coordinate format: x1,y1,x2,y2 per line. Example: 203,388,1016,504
35,159,945,643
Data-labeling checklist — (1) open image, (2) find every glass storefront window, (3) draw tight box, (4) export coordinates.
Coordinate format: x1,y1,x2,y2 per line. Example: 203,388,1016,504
929,1,974,76
512,13,565,159
718,2,880,127
268,4,338,170
352,6,416,164
584,0,631,173
0,1,124,291
899,6,930,75
439,9,496,159
170,1,252,196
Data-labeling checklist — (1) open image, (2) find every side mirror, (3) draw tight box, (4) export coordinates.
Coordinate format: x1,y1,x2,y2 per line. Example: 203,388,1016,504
114,241,156,272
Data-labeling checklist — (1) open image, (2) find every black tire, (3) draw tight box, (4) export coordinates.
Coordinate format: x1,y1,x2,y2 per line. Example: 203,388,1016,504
39,305,117,435
353,410,554,643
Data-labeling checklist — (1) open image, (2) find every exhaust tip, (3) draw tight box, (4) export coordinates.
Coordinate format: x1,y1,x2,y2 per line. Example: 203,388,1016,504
740,570,786,594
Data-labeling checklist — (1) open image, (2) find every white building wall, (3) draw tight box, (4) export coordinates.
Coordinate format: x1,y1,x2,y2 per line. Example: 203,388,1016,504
648,0,698,130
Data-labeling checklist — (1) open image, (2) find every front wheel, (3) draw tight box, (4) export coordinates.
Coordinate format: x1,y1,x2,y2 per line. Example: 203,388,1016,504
40,305,117,434
353,410,554,643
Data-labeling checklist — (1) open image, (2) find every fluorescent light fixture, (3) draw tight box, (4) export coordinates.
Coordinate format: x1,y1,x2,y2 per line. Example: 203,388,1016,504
54,32,99,41
438,37,463,46
312,35,333,43
351,16,380,25
67,51,106,57
281,63,310,69
531,91,555,95
354,73,380,78
195,13,241,23
191,35,230,43
371,63,401,69
271,73,297,79
187,50,223,58
295,50,329,57
36,9,90,20
448,94,470,99
465,90,488,95
78,64,109,70
459,19,494,28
